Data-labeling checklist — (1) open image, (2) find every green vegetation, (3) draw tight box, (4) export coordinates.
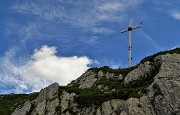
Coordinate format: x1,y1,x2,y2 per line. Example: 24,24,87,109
55,105,61,115
75,88,111,107
140,48,180,63
70,80,147,107
0,93,38,115
95,77,123,90
57,61,160,108
88,65,138,77
26,102,35,115
58,51,162,108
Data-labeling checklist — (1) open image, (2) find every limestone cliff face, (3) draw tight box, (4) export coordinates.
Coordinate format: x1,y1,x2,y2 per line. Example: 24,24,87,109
12,50,180,115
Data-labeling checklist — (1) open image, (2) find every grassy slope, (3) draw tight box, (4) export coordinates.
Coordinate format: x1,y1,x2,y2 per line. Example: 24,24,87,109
0,93,38,115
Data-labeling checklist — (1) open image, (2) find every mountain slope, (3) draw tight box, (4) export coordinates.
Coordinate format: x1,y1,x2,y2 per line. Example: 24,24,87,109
1,48,180,115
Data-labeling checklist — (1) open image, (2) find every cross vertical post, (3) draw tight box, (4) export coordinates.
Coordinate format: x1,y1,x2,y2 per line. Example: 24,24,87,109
120,20,142,67
128,20,132,67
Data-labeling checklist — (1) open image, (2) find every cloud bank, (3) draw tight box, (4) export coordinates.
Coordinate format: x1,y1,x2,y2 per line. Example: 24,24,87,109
0,45,92,93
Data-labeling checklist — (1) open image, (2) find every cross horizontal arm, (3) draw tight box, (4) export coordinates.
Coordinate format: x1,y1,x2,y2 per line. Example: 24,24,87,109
120,29,129,33
132,25,142,30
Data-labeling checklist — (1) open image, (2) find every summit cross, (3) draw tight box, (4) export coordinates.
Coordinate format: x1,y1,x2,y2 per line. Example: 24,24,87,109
121,20,142,67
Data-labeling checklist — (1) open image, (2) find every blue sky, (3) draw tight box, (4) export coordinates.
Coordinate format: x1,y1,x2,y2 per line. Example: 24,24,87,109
0,0,180,93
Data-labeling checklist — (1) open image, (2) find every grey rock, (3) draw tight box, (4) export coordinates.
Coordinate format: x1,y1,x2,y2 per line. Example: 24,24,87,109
81,106,96,115
120,111,128,115
61,111,70,115
72,106,79,114
118,74,123,80
70,70,94,84
35,100,46,114
126,98,145,115
46,98,59,115
78,71,97,89
139,96,156,115
60,91,76,113
96,108,101,115
124,61,152,84
12,83,60,115
97,99,127,115
101,101,113,115
97,85,103,89
36,82,59,103
111,99,127,115
106,72,114,79
12,101,31,115
98,70,104,77
150,54,180,115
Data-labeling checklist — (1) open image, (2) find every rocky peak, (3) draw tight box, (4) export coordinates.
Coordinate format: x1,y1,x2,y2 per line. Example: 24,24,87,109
8,48,180,115
36,82,59,103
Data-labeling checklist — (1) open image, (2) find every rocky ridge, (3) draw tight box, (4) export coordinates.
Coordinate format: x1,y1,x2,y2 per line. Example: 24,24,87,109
5,48,180,115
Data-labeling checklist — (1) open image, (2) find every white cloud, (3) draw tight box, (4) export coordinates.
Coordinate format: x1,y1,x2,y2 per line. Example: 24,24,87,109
80,36,100,44
0,45,93,93
91,27,113,34
5,21,44,44
11,0,145,36
169,10,180,20
99,2,124,12
22,45,92,85
0,48,29,93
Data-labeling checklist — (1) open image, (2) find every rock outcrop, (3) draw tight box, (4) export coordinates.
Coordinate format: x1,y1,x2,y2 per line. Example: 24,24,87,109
124,61,152,84
12,82,60,115
12,101,32,115
148,53,180,115
70,70,98,89
11,48,180,115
